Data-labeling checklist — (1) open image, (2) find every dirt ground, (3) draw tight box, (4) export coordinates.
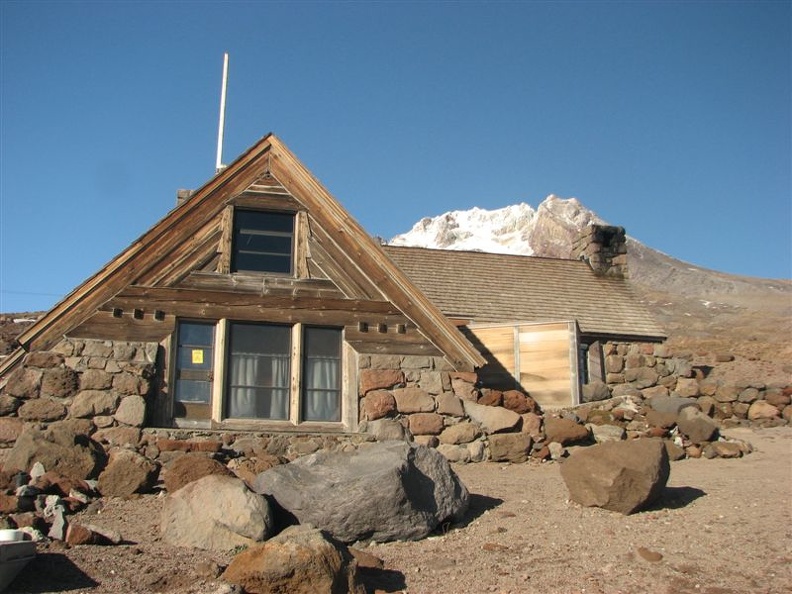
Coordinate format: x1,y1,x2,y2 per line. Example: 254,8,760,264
5,426,791,594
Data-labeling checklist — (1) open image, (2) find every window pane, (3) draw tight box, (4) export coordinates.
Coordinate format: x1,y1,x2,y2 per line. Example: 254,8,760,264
302,327,341,422
232,210,294,274
226,323,291,420
175,322,214,405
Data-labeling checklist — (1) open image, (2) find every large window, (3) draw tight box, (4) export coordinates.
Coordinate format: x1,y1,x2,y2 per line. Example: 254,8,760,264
173,320,343,425
231,210,294,274
226,323,291,420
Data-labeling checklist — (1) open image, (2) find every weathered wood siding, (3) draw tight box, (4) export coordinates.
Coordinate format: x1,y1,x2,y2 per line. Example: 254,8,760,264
466,321,579,409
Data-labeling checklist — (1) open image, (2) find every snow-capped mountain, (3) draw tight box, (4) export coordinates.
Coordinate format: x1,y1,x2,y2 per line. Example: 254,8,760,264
387,195,792,362
389,195,603,259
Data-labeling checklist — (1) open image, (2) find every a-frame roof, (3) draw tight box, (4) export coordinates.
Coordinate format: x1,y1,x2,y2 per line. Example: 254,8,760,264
383,245,666,341
0,134,486,376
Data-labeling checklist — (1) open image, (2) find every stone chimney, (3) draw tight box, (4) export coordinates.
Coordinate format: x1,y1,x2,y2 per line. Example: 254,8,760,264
572,224,628,279
176,189,195,206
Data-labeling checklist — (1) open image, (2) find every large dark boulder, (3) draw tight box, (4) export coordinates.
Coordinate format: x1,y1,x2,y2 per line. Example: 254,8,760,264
252,442,469,543
560,438,670,514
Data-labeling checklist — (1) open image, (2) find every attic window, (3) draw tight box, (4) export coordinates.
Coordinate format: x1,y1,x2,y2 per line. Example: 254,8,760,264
231,210,294,275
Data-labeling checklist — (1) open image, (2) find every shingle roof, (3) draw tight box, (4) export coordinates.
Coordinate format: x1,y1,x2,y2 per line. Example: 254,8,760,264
382,245,666,340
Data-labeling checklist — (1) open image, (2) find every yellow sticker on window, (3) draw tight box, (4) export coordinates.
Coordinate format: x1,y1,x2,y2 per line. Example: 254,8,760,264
191,349,204,365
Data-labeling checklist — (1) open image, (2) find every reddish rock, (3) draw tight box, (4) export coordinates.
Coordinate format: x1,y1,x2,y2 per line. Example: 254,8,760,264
358,369,404,395
362,390,396,420
502,390,537,414
163,452,233,493
223,525,366,594
478,389,503,407
531,445,550,461
98,449,159,497
65,523,99,546
156,439,222,453
544,417,589,446
408,413,444,436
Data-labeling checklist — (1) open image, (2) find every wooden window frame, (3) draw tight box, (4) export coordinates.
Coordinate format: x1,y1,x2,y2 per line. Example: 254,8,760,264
218,205,308,279
171,318,351,431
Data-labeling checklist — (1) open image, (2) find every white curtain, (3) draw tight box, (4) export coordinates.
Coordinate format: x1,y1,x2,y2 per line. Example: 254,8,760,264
228,353,289,419
303,356,339,421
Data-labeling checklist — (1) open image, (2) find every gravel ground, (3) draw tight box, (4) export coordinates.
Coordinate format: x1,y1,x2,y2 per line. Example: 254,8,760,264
6,426,791,594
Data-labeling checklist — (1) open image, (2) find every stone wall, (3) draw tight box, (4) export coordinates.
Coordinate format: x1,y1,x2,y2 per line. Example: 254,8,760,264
0,338,157,447
589,341,791,425
357,354,539,463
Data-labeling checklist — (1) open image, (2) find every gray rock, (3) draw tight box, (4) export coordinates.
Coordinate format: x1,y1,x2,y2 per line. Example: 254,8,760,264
114,394,146,427
363,418,409,441
438,421,481,445
677,407,719,444
588,423,625,443
462,400,521,434
161,474,273,552
223,524,366,594
252,441,469,543
544,416,590,446
648,396,698,416
560,438,670,514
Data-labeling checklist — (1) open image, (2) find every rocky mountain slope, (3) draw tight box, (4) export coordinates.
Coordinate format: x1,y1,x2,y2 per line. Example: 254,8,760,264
391,196,792,363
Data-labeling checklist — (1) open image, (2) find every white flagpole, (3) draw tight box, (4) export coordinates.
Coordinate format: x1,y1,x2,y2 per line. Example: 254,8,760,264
215,52,229,173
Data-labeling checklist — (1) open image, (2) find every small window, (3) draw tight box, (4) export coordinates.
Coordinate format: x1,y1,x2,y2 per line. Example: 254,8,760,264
231,210,294,274
226,322,291,419
302,327,342,422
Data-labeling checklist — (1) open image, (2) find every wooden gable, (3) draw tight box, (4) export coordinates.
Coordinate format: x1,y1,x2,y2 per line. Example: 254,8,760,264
0,134,485,378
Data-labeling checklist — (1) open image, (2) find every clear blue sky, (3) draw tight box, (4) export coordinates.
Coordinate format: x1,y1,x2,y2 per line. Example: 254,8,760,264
1,1,790,313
